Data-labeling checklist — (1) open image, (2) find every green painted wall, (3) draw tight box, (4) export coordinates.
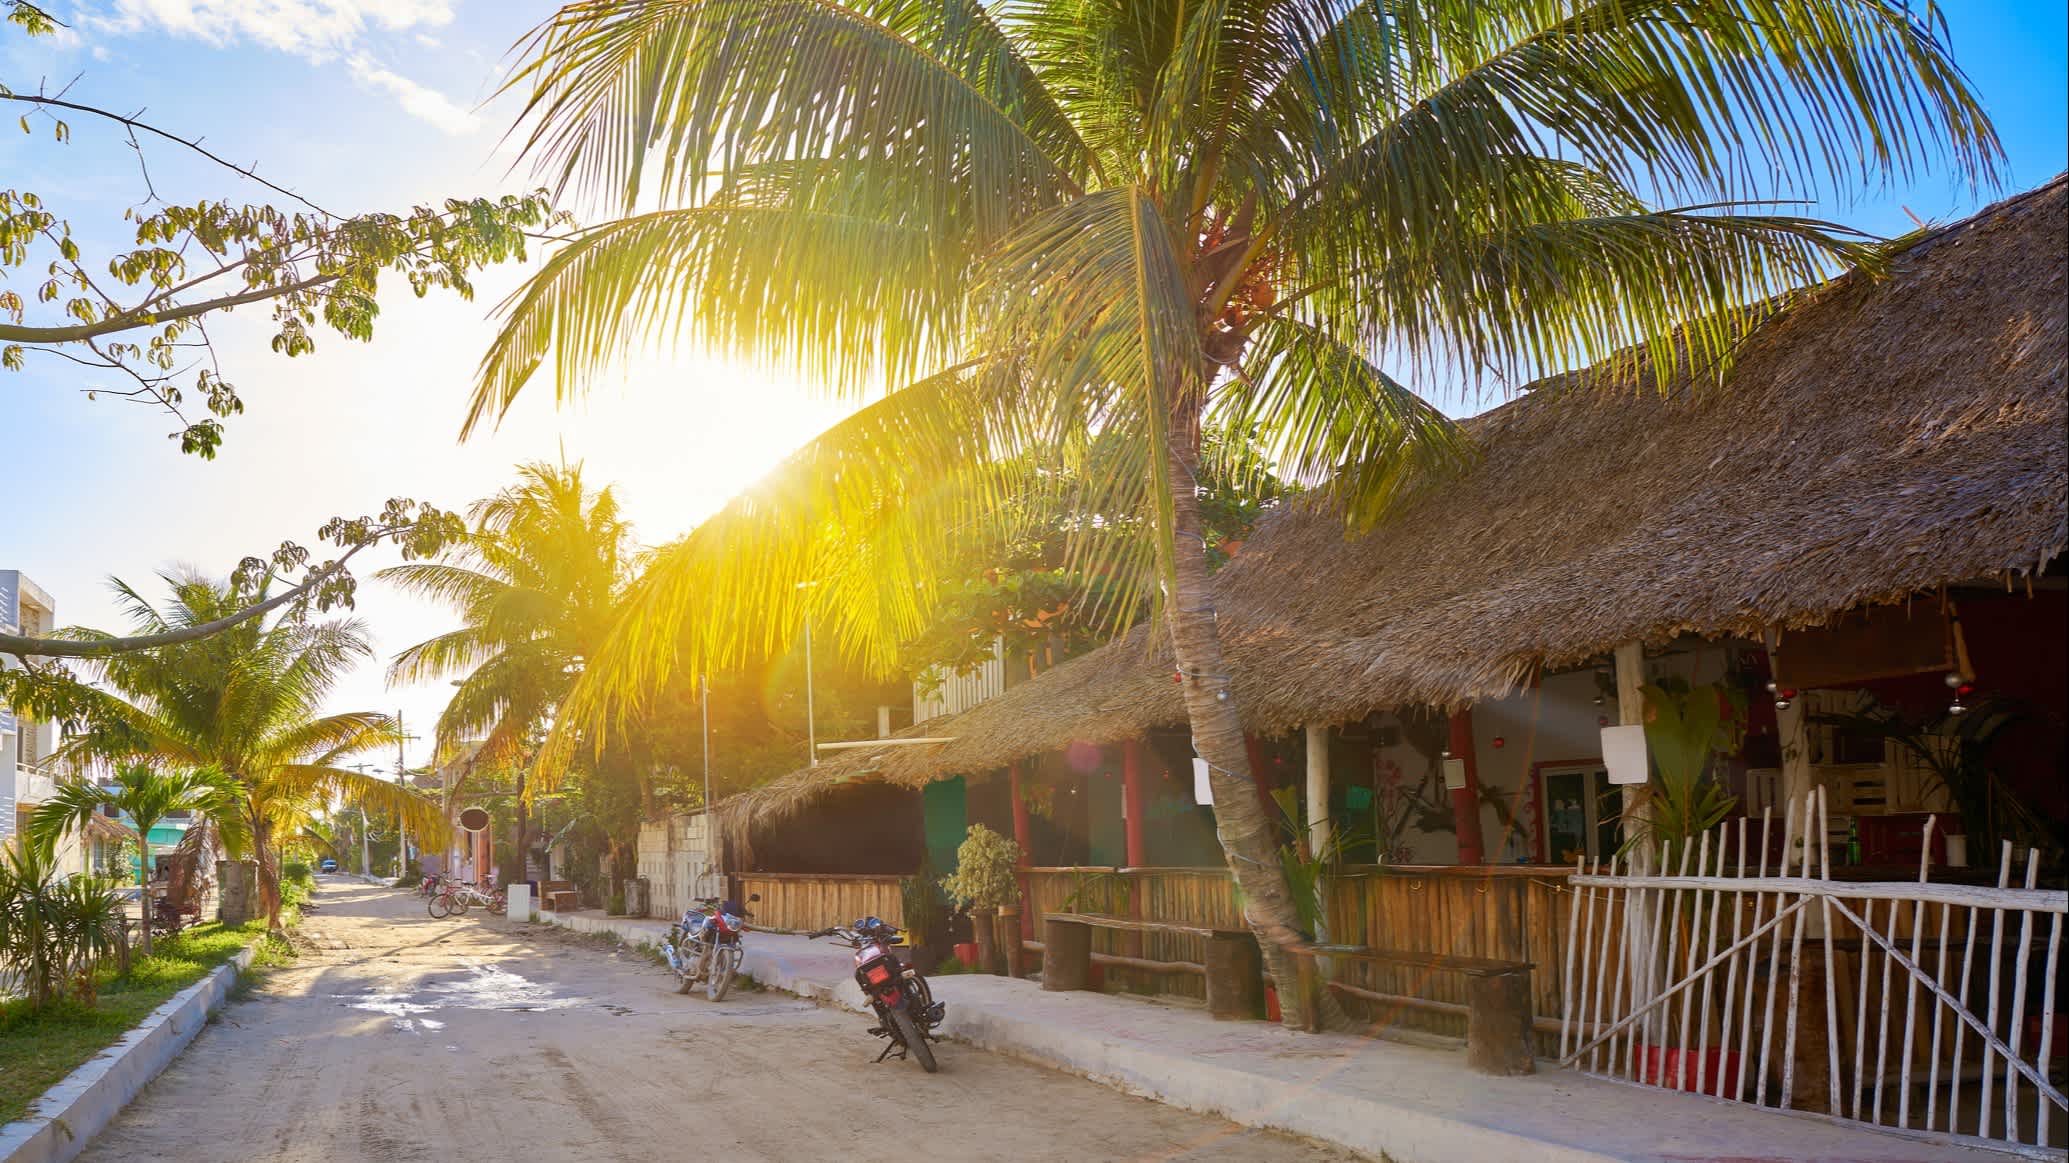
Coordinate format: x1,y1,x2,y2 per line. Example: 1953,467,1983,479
922,776,967,873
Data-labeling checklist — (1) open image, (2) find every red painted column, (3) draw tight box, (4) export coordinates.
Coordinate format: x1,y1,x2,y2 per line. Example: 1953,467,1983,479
1242,735,1279,816
1009,762,1033,940
1122,740,1148,869
1448,710,1487,865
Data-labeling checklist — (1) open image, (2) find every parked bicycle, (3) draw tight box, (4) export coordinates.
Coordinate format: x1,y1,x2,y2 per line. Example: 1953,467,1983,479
427,880,505,919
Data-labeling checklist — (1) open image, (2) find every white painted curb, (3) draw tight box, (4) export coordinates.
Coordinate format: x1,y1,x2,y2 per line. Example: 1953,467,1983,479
0,946,256,1163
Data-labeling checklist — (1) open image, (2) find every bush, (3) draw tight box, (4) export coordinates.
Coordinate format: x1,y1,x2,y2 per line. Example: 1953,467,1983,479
281,861,313,886
940,824,1022,911
0,845,127,1008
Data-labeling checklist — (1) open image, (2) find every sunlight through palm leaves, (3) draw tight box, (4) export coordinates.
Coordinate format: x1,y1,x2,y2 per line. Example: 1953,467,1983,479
472,0,1998,1029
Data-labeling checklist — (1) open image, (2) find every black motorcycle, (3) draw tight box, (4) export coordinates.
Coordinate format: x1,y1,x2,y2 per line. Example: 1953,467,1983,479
809,917,946,1072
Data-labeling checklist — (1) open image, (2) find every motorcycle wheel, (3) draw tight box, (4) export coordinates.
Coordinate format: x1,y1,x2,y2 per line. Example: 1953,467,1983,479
675,966,695,994
890,1008,937,1073
706,945,737,1002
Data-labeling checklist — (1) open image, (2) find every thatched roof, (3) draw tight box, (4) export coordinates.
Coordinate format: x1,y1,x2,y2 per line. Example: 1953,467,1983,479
727,176,2068,828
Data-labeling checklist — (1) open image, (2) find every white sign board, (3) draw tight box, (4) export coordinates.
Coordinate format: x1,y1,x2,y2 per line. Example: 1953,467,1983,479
1192,756,1214,805
1602,724,1650,785
1441,757,1467,790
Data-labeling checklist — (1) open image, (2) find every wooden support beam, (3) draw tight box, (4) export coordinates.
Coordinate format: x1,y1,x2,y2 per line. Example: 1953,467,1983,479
1305,725,1331,857
1613,641,1651,857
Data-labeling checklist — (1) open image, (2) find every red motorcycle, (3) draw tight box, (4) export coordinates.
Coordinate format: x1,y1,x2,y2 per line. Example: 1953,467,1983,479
809,917,945,1072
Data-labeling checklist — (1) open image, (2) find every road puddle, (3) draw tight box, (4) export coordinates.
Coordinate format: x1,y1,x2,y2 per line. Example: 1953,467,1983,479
337,960,591,1030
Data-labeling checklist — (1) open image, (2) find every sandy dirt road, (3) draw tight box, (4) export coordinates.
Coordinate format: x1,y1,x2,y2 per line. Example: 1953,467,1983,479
79,878,1352,1163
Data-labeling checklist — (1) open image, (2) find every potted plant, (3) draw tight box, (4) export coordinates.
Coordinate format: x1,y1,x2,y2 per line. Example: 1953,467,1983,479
899,853,948,972
940,824,1022,975
1631,678,1743,1091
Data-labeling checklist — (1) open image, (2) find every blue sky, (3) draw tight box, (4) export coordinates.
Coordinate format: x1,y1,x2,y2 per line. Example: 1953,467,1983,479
4,1,2065,771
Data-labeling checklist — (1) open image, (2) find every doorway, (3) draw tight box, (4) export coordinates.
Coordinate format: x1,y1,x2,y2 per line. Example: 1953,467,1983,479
1537,761,1621,864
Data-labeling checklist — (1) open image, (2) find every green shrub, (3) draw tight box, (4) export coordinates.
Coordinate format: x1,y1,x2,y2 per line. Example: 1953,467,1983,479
282,861,313,885
0,845,127,1008
932,955,969,975
940,824,1022,911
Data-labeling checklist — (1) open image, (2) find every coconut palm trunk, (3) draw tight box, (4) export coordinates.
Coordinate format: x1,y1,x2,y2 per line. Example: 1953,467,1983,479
252,815,283,930
1163,395,1338,1029
134,826,154,954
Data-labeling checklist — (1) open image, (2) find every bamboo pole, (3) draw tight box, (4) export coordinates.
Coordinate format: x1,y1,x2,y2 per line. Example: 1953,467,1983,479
1979,841,2013,1138
1562,853,1588,1061
1693,825,1726,1097
1756,797,1800,1107
1818,787,1843,1116
2002,849,2039,1143
1713,816,1750,1099
1926,896,1952,1131
1897,816,1934,1130
1735,807,1772,1103
1781,794,1814,1110
1589,852,1621,1074
2036,907,2062,1145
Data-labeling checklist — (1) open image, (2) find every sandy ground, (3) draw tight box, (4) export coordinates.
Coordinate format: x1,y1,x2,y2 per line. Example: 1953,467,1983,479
78,878,1354,1163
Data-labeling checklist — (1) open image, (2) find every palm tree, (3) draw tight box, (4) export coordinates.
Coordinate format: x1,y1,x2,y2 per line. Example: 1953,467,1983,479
53,573,447,930
468,1,1997,1028
381,462,633,882
27,763,246,955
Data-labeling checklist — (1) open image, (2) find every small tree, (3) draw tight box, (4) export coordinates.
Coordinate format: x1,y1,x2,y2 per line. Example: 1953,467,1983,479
940,824,1022,912
0,841,125,1006
30,764,246,955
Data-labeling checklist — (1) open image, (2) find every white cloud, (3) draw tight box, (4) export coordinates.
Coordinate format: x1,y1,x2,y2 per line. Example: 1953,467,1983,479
83,1,474,133
347,53,477,134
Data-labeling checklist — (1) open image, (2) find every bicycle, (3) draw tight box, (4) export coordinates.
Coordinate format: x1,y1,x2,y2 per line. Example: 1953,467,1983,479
428,881,504,918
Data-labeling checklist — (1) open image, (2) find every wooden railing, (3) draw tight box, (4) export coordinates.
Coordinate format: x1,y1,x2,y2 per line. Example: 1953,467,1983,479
1024,864,1582,1040
736,872,905,934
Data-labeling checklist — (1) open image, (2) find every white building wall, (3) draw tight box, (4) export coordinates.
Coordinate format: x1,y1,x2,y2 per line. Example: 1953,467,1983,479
913,636,1009,723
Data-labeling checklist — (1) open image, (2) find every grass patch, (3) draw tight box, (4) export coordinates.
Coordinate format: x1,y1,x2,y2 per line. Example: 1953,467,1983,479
0,921,269,1126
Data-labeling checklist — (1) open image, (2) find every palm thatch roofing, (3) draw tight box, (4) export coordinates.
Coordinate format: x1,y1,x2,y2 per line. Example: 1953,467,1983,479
725,176,2067,832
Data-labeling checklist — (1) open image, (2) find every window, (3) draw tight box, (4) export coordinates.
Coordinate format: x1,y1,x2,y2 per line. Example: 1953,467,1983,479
1539,762,1621,864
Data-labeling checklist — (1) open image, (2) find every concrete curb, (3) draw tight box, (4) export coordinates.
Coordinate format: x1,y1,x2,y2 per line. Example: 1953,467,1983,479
0,945,257,1163
941,996,1618,1163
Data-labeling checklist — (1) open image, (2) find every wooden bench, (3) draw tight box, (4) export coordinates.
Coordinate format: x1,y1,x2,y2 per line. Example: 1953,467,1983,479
1303,943,1536,1076
539,880,579,913
1037,912,1264,1021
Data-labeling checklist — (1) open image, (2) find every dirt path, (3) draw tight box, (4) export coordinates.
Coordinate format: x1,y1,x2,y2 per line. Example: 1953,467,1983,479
79,878,1353,1163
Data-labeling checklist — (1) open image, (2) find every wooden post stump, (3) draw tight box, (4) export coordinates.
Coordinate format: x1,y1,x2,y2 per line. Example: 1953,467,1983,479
1465,968,1536,1076
1042,917,1091,991
998,907,1024,978
1205,931,1265,1020
971,909,1000,974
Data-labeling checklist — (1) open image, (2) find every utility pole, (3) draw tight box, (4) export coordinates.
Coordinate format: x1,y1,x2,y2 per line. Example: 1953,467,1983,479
795,580,818,767
348,764,374,874
395,710,419,880
702,674,716,890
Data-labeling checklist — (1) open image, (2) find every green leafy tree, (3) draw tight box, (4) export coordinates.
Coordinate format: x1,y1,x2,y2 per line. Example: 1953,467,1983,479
27,763,246,955
382,462,635,882
0,5,541,664
474,0,1995,1028
36,573,447,930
